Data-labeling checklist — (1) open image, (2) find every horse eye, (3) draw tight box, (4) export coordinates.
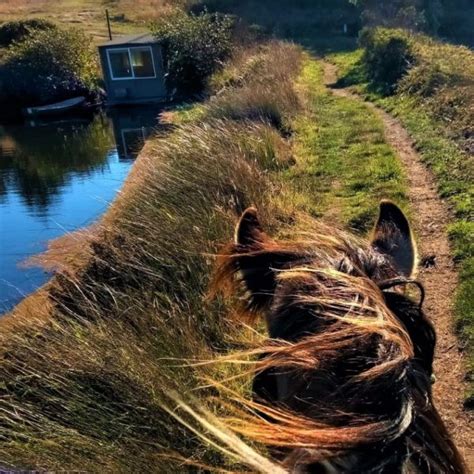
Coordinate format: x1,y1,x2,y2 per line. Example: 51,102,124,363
431,374,436,385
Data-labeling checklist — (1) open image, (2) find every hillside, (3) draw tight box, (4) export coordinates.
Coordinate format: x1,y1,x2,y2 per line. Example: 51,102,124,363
0,0,185,42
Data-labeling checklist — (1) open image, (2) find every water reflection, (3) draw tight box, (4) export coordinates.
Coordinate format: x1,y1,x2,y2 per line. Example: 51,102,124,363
109,107,160,160
0,106,162,311
0,116,114,214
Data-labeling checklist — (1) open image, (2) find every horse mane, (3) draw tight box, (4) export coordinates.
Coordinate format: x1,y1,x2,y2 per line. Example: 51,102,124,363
209,221,467,473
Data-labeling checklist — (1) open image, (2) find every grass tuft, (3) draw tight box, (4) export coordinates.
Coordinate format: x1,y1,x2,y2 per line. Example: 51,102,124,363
206,42,302,134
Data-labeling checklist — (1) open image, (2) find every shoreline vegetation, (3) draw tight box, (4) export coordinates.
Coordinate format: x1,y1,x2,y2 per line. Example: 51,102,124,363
0,20,101,119
1,0,473,470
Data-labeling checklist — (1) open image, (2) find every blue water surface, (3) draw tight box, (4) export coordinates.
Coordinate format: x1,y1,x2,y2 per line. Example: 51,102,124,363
0,109,161,312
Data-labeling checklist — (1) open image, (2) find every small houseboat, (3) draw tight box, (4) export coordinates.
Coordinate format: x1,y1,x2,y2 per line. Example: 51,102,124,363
98,33,168,106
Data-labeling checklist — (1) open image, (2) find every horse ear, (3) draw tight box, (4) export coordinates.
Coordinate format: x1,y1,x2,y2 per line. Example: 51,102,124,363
225,208,293,312
234,207,267,247
371,200,417,277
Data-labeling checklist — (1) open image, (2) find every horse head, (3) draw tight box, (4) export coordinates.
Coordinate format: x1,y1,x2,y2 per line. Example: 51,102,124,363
212,201,465,473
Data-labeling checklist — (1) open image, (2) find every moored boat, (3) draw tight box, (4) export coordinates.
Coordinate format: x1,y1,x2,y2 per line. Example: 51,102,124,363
23,96,90,118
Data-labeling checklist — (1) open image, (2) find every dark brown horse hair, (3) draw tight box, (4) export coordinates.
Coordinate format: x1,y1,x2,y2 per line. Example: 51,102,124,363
210,210,467,473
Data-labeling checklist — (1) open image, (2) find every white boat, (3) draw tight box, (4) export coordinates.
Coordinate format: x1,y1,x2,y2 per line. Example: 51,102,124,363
23,96,87,117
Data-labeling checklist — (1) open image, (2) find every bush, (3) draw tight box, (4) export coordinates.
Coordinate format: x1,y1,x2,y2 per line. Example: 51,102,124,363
0,27,99,108
397,36,474,145
194,0,360,40
360,27,414,94
0,18,57,47
151,10,234,94
358,28,474,144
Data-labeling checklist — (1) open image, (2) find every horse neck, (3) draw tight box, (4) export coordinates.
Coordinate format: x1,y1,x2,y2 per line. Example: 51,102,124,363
407,398,468,474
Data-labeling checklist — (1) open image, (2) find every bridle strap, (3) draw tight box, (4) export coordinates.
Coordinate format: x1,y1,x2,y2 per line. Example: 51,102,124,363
378,278,426,309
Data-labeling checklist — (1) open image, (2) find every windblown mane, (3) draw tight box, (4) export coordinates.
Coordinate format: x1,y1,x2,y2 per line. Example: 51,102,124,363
210,204,466,473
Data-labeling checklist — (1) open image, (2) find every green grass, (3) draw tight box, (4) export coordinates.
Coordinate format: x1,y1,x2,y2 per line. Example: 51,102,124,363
286,57,408,233
330,46,474,406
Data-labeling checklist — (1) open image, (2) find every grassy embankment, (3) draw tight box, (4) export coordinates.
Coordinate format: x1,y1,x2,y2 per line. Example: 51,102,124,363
0,26,410,472
328,28,474,404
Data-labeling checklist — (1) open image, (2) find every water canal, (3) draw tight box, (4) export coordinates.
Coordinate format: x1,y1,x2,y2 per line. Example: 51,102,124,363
0,107,162,312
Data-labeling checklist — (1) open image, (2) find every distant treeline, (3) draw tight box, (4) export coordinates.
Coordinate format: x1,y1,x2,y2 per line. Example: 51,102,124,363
350,0,473,42
198,0,473,45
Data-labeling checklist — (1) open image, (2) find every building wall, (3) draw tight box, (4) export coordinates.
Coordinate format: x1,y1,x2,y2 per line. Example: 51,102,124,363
99,43,168,105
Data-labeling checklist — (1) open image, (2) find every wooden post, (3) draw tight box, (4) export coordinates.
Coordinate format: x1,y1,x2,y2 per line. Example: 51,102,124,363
106,9,112,40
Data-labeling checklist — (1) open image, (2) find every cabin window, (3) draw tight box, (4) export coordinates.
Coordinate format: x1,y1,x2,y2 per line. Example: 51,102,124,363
108,49,133,79
107,46,156,80
130,48,155,78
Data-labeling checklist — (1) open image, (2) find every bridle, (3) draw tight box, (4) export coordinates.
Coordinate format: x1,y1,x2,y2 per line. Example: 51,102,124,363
378,277,435,384
378,277,426,309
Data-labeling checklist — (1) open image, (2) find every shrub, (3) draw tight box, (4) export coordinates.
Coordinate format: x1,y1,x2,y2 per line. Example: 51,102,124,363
358,29,474,144
360,27,414,94
0,27,99,108
194,0,360,40
0,18,57,47
397,36,474,144
151,10,234,95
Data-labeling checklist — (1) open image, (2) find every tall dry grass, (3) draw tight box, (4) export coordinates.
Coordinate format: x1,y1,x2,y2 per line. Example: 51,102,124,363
0,42,302,472
0,0,191,40
207,42,302,134
117,0,194,22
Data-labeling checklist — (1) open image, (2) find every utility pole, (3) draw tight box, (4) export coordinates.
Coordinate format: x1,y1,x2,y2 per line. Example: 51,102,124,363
106,9,112,41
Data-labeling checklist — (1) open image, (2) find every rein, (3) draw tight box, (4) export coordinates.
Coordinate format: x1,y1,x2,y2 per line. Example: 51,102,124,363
378,277,436,386
378,277,426,309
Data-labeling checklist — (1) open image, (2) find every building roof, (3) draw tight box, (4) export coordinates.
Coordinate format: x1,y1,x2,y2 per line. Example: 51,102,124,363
99,33,158,47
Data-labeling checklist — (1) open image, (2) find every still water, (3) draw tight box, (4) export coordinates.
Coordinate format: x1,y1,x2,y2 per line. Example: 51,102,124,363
0,108,161,312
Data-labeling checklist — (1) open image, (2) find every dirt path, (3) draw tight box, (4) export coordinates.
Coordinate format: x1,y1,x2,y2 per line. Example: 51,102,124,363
323,62,474,466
